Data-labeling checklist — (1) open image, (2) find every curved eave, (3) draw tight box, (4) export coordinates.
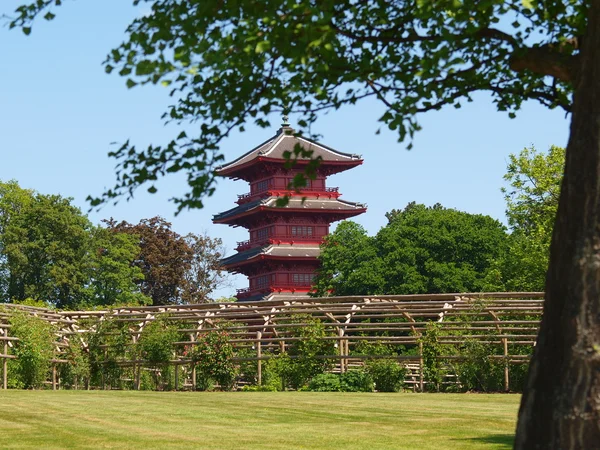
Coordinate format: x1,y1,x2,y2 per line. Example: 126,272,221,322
214,205,367,225
217,157,363,180
224,254,320,270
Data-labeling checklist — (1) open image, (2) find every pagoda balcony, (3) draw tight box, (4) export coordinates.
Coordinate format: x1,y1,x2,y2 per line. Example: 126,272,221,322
236,187,340,204
236,234,324,251
236,282,314,299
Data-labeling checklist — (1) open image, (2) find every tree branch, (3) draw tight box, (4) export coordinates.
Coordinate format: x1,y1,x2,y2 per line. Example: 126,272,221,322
510,43,579,84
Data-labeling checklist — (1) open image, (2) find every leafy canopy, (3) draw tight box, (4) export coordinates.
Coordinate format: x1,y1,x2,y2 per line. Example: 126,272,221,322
496,145,564,291
7,0,583,211
313,202,508,296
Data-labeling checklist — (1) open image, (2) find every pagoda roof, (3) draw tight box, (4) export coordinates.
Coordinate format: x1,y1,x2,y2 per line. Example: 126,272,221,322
213,197,367,224
217,126,362,178
221,244,321,269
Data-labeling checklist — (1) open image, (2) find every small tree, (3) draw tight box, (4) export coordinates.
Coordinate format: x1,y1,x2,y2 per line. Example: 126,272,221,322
8,310,54,389
191,327,237,391
278,316,336,390
87,317,131,389
137,316,179,390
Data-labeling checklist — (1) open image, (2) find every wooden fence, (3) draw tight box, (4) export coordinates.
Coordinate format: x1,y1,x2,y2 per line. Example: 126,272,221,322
0,292,543,391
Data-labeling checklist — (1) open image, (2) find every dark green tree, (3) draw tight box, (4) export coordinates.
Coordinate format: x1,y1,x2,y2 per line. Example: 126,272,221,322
381,203,508,294
312,221,385,296
2,192,92,308
0,181,34,301
314,203,508,296
85,225,151,307
107,217,193,305
9,1,600,444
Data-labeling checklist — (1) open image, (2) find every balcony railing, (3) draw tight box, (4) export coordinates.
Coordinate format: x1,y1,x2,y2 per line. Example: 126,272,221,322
236,187,340,204
236,282,315,299
236,233,323,250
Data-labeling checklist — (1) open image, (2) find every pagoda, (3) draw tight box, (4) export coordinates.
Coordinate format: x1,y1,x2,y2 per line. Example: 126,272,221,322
213,122,367,301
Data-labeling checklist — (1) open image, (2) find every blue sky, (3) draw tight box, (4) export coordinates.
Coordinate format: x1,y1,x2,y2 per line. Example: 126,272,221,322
1,1,570,298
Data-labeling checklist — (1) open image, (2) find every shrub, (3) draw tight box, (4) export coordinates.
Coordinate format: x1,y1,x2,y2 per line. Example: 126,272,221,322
87,317,131,388
454,339,504,392
191,327,237,391
307,370,374,392
307,373,343,391
365,359,406,392
59,337,90,389
137,316,180,390
8,310,55,389
419,322,449,392
236,346,259,385
341,369,374,392
278,315,336,390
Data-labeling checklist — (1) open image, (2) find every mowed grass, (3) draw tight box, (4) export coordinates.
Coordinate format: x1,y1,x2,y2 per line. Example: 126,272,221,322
0,391,519,449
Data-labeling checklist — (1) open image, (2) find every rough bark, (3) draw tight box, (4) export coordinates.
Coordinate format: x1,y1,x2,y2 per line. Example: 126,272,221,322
515,3,600,449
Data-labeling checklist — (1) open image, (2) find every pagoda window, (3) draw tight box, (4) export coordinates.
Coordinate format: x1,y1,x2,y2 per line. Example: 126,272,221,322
286,177,311,189
292,273,315,285
255,275,270,289
256,227,270,241
255,179,269,193
291,226,314,237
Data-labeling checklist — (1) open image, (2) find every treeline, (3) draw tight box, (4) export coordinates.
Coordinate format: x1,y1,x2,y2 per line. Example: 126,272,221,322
313,145,563,296
0,181,227,309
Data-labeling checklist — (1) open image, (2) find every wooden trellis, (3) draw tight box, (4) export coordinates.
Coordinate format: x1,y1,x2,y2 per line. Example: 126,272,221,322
0,292,543,391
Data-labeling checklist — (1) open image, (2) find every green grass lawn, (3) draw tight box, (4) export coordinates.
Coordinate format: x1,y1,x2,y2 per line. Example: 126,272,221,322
0,391,519,449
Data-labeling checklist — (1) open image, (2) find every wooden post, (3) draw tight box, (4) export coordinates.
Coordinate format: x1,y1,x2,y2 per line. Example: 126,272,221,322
3,337,7,390
503,338,510,392
136,363,141,390
52,365,57,391
192,364,197,391
419,341,424,393
256,331,262,386
345,339,349,372
490,311,509,392
338,328,345,373
101,349,106,390
175,363,179,391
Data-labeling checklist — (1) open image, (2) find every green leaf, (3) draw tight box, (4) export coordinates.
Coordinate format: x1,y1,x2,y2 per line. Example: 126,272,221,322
521,0,534,10
255,40,271,53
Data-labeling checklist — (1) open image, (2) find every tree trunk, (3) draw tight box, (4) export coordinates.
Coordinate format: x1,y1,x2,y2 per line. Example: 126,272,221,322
515,3,600,448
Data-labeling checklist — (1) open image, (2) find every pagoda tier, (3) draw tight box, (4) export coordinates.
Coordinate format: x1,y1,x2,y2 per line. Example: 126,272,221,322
214,124,366,301
218,127,363,181
213,197,366,228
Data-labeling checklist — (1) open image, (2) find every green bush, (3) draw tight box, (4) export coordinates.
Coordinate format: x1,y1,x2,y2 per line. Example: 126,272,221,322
419,322,449,392
241,383,279,392
236,346,259,385
7,310,55,389
191,327,237,391
365,359,406,392
307,370,374,392
454,339,504,392
341,369,374,392
137,316,180,390
87,317,131,388
307,373,343,391
59,337,90,389
278,316,336,390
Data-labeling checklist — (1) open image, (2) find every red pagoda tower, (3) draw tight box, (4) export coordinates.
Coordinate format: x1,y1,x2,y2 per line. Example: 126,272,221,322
214,123,366,301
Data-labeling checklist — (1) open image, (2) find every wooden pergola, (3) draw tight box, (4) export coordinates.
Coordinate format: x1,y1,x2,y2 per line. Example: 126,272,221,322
0,292,543,391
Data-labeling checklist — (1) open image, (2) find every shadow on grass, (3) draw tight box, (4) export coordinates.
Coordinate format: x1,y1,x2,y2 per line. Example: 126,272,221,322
455,434,514,448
